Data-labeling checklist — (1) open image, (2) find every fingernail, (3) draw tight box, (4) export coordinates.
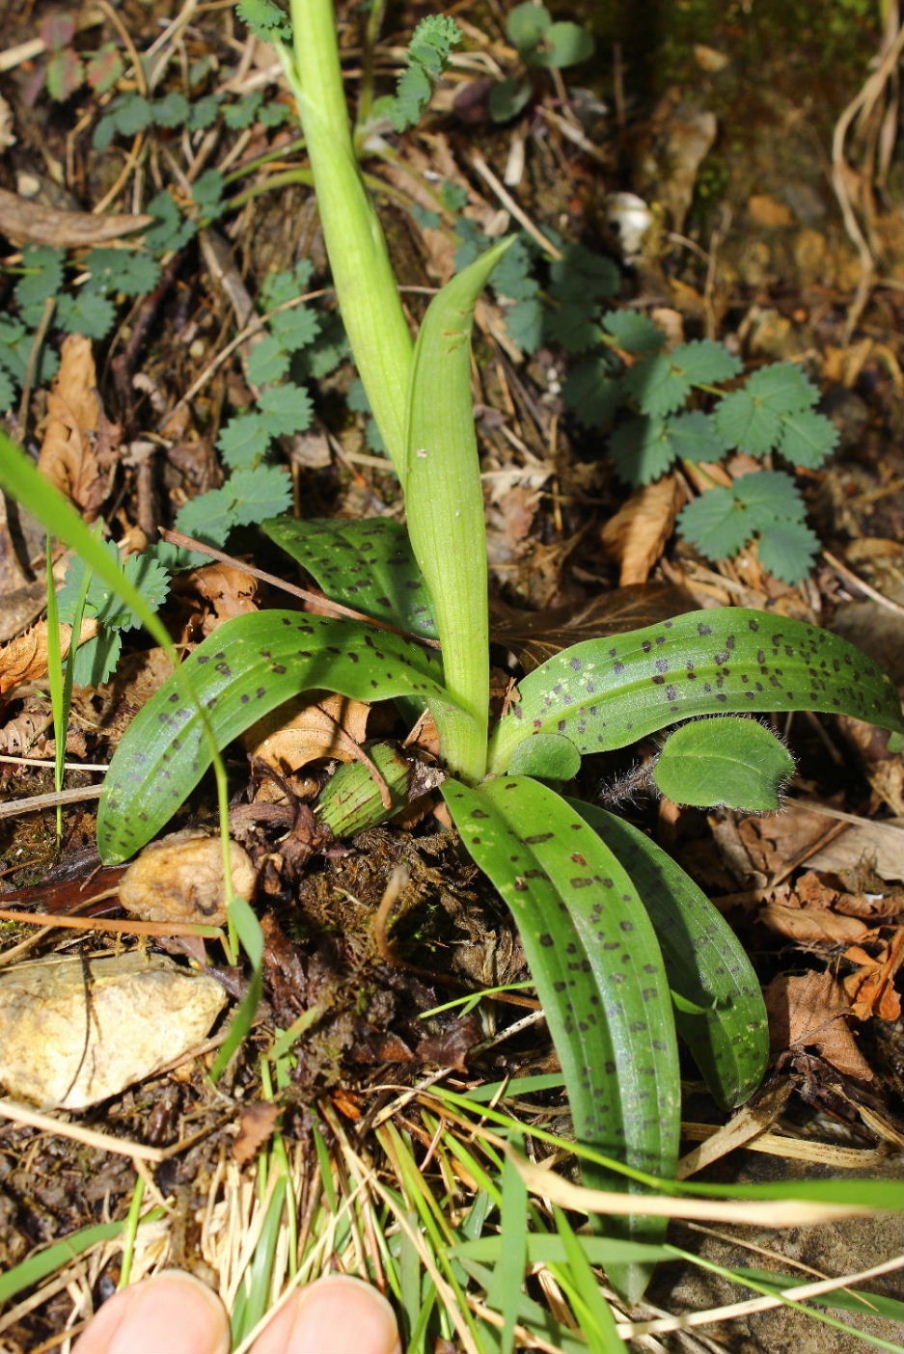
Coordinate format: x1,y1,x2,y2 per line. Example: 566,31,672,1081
250,1275,401,1354
73,1271,230,1354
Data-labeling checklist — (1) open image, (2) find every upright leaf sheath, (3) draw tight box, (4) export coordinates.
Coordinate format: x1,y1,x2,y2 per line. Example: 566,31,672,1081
405,237,513,780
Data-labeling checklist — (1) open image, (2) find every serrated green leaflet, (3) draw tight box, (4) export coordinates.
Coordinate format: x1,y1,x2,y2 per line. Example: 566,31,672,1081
653,716,795,811
489,607,902,775
263,516,437,638
568,801,769,1108
98,612,474,862
443,774,680,1302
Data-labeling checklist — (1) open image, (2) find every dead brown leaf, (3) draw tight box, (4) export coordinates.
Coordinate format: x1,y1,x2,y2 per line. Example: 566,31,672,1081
175,562,263,635
843,929,903,1022
0,187,152,247
735,805,847,880
600,475,684,585
0,617,98,695
233,1101,280,1166
764,970,874,1081
805,818,904,885
37,334,119,518
491,582,695,672
244,692,371,774
759,897,870,945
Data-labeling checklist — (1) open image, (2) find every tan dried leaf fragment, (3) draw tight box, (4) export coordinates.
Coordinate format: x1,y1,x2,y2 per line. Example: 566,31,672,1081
600,474,683,585
765,970,874,1081
0,617,99,696
843,929,903,1022
176,561,263,638
758,896,871,946
0,187,151,248
244,692,371,775
37,334,119,519
233,1101,281,1166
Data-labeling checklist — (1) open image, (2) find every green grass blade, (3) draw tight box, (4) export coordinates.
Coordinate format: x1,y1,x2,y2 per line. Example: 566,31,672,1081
570,800,769,1108
457,1258,593,1354
210,893,266,1082
452,1235,673,1267
263,516,437,638
0,432,238,872
730,1267,904,1323
117,1175,146,1290
550,1207,629,1354
97,611,477,862
44,536,66,839
669,1246,904,1354
405,238,513,782
0,433,171,651
671,1177,902,1207
489,607,902,774
231,1176,287,1345
0,1211,164,1307
443,774,681,1302
488,1138,528,1354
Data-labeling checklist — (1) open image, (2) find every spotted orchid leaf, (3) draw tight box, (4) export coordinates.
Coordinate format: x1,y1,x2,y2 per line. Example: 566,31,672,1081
97,612,475,863
488,608,901,776
443,774,680,1303
569,800,769,1109
262,516,437,639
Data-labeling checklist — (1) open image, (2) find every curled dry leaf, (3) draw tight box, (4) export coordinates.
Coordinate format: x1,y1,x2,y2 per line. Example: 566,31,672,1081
244,691,371,775
765,970,874,1081
843,929,903,1022
233,1101,281,1166
118,830,257,927
805,817,904,885
37,334,119,519
0,951,226,1109
0,617,99,696
0,187,151,247
600,474,684,585
177,562,262,631
758,892,872,946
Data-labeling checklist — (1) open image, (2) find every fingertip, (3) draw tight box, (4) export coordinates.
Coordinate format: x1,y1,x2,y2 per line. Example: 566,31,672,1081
250,1275,401,1354
72,1270,229,1354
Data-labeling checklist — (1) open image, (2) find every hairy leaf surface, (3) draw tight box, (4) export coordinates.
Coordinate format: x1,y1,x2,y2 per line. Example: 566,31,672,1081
98,612,469,862
569,801,769,1108
653,716,795,811
489,608,901,774
444,775,680,1300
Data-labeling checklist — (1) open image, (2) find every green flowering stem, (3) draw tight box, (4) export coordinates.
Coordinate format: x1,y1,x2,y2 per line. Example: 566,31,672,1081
284,0,413,481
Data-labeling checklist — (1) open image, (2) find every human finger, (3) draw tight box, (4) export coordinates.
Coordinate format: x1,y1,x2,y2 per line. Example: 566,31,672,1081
71,1270,230,1354
249,1274,402,1354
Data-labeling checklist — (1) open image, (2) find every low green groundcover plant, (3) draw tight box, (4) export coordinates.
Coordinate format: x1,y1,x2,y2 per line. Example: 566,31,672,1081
1,0,900,1312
